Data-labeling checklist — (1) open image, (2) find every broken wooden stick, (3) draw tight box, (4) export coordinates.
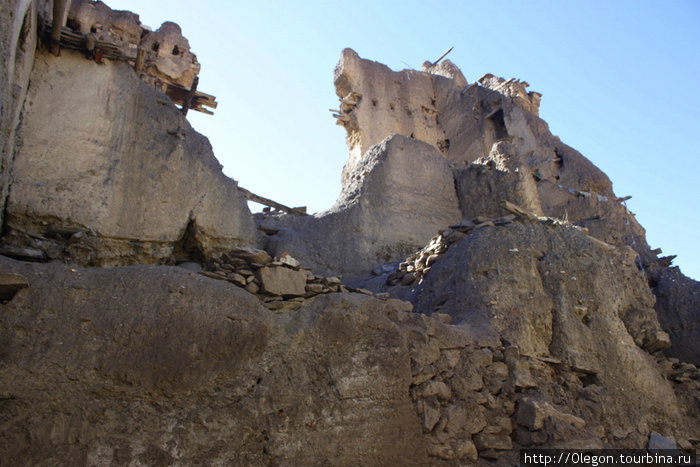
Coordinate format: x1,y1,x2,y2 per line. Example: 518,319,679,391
431,46,454,66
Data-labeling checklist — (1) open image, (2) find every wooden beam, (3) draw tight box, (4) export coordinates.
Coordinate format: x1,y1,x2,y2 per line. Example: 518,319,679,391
164,82,217,114
431,46,454,66
237,186,309,216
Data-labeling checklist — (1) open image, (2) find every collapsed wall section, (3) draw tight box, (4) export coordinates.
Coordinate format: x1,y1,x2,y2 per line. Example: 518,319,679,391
265,135,462,278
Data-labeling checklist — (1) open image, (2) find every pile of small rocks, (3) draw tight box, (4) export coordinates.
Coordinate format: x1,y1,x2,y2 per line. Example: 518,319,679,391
384,200,620,289
197,247,381,310
385,214,516,287
658,358,700,386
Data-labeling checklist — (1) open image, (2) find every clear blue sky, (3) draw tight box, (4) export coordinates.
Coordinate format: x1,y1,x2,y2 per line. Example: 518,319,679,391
110,0,699,279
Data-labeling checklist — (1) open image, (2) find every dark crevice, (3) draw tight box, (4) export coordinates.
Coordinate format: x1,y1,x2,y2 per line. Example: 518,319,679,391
2,95,29,238
172,217,205,263
66,18,81,32
452,168,465,218
486,108,508,140
578,373,598,387
554,149,564,169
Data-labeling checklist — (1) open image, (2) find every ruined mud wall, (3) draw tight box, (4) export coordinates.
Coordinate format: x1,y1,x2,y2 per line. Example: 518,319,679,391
0,3,697,464
263,49,659,280
331,49,654,268
327,49,699,369
3,49,256,265
0,0,257,265
266,135,462,278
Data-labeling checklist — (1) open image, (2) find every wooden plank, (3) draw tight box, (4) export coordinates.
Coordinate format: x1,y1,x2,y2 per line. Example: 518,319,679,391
164,82,217,114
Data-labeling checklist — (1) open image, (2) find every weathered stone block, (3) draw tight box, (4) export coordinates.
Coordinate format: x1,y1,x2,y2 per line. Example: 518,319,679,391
516,397,585,432
516,397,548,431
484,362,509,394
445,402,487,435
230,248,271,265
474,431,513,451
414,380,451,401
256,266,307,297
421,396,441,432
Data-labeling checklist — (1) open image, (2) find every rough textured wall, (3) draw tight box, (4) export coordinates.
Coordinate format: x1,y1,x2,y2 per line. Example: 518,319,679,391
266,135,462,278
66,0,201,90
0,231,696,465
651,265,700,366
0,256,431,465
0,0,42,229
333,48,451,187
3,49,257,265
67,0,141,45
139,21,200,90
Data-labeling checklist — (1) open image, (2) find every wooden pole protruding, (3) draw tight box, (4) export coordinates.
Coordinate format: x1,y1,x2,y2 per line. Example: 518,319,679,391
181,76,198,116
431,46,454,66
51,0,69,56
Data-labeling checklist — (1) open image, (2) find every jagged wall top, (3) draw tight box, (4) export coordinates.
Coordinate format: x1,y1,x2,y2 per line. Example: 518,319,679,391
66,0,200,90
329,48,655,269
332,48,545,185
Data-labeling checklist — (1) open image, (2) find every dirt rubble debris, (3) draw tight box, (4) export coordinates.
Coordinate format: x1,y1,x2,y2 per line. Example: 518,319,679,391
198,248,389,311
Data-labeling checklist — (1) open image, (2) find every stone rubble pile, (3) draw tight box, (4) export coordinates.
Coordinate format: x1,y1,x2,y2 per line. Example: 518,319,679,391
198,248,383,310
658,357,700,386
408,339,516,462
385,214,517,287
408,327,700,463
383,201,630,290
655,356,700,446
